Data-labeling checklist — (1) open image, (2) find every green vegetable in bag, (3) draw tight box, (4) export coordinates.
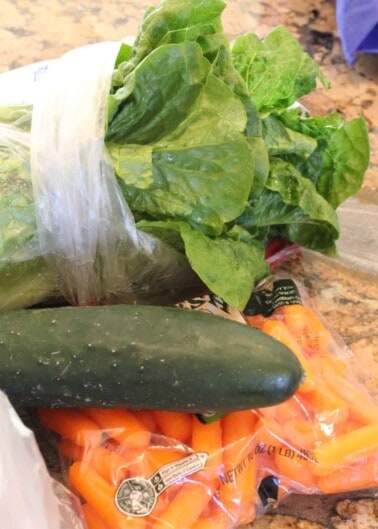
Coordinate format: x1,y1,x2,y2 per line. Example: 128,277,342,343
0,0,370,311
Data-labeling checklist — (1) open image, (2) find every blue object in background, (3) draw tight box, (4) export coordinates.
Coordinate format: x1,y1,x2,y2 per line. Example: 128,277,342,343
336,0,378,65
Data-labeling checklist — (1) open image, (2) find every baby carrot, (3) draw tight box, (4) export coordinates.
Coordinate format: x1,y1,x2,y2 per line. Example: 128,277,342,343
275,304,330,352
263,395,308,425
84,408,151,450
274,448,317,491
282,419,317,451
144,484,181,526
152,411,192,443
317,358,378,425
116,446,151,477
191,416,223,479
314,423,378,469
69,461,145,529
59,439,84,462
60,439,128,484
317,455,378,493
152,477,216,529
260,319,315,393
133,410,158,432
318,353,349,378
38,407,102,447
302,363,349,432
144,446,189,475
84,445,129,485
219,410,258,525
82,503,112,529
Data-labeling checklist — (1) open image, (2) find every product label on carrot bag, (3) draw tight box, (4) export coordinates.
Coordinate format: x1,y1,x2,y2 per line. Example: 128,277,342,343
115,452,208,517
177,293,246,324
244,279,302,317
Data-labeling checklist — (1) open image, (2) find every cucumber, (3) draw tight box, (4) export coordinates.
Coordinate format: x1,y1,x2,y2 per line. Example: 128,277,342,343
0,304,303,412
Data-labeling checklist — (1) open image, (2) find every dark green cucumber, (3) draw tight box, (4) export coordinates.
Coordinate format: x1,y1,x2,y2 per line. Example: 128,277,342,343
0,304,303,412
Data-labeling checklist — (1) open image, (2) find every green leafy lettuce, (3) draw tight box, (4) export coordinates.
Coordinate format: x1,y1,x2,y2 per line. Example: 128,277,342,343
0,0,370,310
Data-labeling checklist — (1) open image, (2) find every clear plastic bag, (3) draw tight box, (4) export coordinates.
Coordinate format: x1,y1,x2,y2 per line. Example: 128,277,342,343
0,390,86,529
244,276,378,501
0,43,194,310
37,277,378,528
38,406,264,529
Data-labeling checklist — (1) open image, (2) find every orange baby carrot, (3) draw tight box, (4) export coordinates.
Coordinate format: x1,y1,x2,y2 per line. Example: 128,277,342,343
84,408,151,450
82,503,112,529
274,303,330,352
282,419,317,451
261,319,315,393
317,455,378,493
191,416,223,479
274,448,317,491
116,445,151,477
219,410,258,525
83,445,129,485
318,353,349,378
317,358,378,425
265,395,308,425
144,484,182,526
302,364,349,432
144,446,189,475
314,423,378,470
59,439,84,461
133,410,158,432
38,407,102,447
152,411,192,443
152,477,216,529
69,461,145,529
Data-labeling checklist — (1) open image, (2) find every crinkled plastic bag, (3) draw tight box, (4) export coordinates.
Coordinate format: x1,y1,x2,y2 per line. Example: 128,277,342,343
0,390,86,529
38,406,264,529
244,276,378,500
37,279,378,528
0,42,194,310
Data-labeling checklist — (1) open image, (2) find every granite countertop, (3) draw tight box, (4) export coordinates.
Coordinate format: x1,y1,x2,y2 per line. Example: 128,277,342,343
2,1,377,528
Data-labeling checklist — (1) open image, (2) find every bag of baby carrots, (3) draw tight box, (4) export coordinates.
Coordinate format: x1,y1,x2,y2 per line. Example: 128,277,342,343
243,276,378,501
38,406,264,529
38,278,377,529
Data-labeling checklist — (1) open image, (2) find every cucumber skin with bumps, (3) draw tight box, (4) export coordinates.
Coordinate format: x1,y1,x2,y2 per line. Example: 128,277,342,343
0,304,303,412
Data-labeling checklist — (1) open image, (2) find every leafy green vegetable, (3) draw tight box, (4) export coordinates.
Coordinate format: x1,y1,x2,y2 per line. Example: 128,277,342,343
278,110,370,208
0,0,370,311
231,26,330,115
138,219,269,309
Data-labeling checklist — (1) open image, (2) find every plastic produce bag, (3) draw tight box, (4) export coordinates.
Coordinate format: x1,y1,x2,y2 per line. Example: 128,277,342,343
38,406,264,529
244,276,378,499
38,278,378,528
0,390,86,529
0,41,193,311
336,0,378,64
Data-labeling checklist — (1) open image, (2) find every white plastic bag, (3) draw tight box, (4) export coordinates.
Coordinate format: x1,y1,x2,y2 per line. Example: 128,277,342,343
0,391,86,529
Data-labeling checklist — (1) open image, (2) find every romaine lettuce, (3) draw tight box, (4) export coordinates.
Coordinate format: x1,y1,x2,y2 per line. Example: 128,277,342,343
0,0,370,310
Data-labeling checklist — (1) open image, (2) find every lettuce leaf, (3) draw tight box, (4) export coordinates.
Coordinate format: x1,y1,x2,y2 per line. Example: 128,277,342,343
137,219,268,309
232,26,330,115
278,110,370,208
103,0,369,308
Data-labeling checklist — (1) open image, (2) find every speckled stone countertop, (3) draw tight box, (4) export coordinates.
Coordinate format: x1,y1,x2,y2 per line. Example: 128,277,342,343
2,1,378,528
